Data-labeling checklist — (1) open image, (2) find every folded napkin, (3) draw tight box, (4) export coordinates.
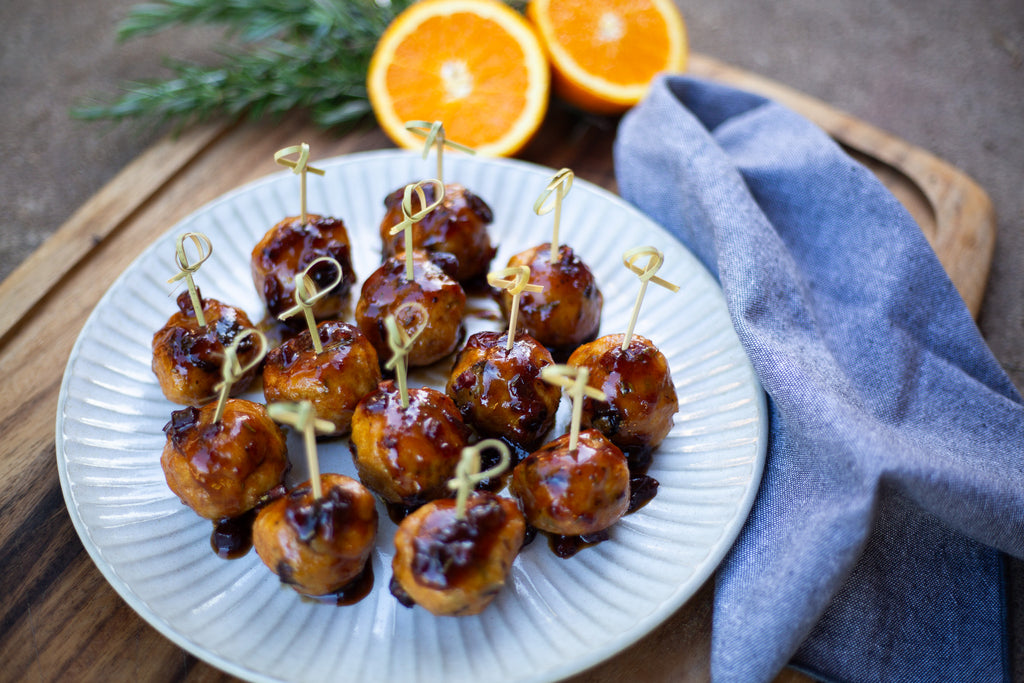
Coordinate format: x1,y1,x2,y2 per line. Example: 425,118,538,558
614,76,1024,682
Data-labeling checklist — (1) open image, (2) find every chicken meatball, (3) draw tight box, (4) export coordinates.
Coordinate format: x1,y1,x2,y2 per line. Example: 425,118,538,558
253,474,378,597
349,381,472,510
380,183,495,283
391,493,525,616
498,243,602,358
510,429,629,536
161,398,288,520
567,334,678,461
262,321,381,436
151,289,259,406
355,252,466,368
251,214,357,325
446,331,561,450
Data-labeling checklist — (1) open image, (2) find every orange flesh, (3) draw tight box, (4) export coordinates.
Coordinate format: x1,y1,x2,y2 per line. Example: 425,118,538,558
384,13,531,147
548,1,671,85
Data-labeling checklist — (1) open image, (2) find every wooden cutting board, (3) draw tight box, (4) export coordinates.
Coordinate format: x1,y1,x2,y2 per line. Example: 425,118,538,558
0,53,994,682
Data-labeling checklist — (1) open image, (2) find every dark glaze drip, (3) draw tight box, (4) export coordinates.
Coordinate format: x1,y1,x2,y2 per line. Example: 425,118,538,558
628,474,659,513
624,446,655,475
305,560,375,606
547,529,611,559
211,509,256,559
411,498,506,589
285,483,357,543
390,573,416,608
209,483,287,559
386,501,419,525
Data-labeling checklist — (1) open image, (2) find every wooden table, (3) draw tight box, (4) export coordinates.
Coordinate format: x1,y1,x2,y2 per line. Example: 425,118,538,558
0,54,994,681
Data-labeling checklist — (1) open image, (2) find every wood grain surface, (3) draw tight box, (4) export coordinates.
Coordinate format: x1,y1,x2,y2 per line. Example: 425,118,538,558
0,53,994,682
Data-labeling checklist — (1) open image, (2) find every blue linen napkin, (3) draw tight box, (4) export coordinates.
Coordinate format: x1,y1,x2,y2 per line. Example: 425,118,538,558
614,76,1024,682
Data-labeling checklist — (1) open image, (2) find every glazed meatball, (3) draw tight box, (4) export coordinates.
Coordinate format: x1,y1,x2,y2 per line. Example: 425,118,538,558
151,289,260,406
161,398,288,520
380,183,495,283
446,331,561,450
350,382,471,508
355,252,466,367
498,243,602,358
510,429,629,536
567,334,678,459
391,493,525,616
251,214,357,324
262,321,381,436
253,474,378,597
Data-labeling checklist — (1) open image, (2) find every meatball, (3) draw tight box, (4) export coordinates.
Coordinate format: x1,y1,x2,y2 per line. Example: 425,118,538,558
567,334,678,459
350,382,472,508
498,243,602,357
510,429,629,536
355,252,466,367
446,331,561,450
151,289,259,406
160,398,288,520
251,214,357,324
380,183,495,283
391,493,525,616
262,321,381,436
253,474,378,597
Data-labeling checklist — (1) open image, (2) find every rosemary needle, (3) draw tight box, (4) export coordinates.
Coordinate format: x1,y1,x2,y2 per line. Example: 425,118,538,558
72,0,416,131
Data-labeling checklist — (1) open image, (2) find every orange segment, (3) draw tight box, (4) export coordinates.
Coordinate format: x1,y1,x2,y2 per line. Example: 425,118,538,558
368,0,550,157
527,0,688,115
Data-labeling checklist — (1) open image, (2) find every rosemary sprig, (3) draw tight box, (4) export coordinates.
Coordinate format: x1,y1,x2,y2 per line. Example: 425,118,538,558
72,0,414,131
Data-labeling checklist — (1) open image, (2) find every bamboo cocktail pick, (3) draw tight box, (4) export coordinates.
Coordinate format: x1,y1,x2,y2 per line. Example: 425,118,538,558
267,400,336,500
277,256,344,354
533,168,574,264
274,143,325,226
540,365,607,452
487,265,544,351
621,246,680,350
211,329,268,424
447,439,511,520
167,232,213,328
405,120,475,185
383,301,429,409
389,179,446,281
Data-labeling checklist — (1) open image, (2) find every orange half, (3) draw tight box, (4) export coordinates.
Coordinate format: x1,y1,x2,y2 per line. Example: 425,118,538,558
528,0,688,114
368,0,551,157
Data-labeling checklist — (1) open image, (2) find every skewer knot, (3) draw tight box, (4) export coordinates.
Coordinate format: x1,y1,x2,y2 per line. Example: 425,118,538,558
533,168,574,216
447,439,511,519
273,143,325,176
211,328,267,423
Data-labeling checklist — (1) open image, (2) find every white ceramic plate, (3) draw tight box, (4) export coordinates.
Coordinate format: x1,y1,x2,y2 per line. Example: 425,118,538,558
56,150,766,683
